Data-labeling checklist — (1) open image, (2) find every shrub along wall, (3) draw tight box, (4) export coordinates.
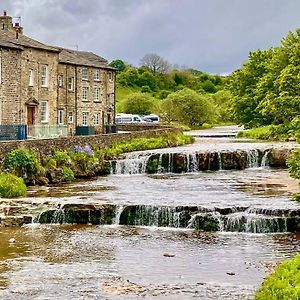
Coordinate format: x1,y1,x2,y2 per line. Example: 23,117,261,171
0,127,182,162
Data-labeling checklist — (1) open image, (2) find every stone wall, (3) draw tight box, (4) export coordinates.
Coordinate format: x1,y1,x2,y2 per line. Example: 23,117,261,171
0,127,181,161
0,48,22,124
117,124,174,131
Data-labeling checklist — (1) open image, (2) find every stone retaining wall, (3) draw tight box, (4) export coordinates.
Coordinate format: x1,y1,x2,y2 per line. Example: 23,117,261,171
117,124,173,131
0,127,182,160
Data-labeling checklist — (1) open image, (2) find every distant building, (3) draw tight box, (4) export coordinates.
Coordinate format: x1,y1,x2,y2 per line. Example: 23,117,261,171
0,10,116,137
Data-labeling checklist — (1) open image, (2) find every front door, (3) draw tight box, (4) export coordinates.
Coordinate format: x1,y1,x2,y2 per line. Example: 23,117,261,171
27,106,35,136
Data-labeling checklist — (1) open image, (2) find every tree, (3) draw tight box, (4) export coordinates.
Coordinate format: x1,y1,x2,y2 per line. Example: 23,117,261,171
109,59,126,72
122,93,155,115
212,90,233,123
160,88,214,126
140,53,171,74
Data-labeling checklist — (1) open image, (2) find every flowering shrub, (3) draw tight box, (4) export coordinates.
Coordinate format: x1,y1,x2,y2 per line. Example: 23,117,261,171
70,145,98,173
73,145,94,156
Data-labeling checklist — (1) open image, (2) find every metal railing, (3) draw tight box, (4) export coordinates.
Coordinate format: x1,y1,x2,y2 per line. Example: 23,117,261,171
28,125,68,139
0,124,27,140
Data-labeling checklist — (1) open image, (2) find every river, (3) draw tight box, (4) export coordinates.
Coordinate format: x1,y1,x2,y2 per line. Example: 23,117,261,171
0,129,299,299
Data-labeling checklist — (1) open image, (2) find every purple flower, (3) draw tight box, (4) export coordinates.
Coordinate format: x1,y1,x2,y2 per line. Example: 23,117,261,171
84,145,94,155
73,145,94,156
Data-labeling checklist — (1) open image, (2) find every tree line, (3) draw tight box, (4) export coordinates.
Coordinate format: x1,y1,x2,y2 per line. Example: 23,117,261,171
109,54,233,127
228,29,300,134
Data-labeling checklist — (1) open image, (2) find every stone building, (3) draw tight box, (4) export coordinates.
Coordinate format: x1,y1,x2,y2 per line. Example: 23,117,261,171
0,11,116,137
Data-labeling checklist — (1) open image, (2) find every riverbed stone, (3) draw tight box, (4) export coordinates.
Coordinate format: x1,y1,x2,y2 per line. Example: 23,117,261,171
190,214,220,231
286,217,300,232
37,204,116,224
1,215,32,227
269,149,292,167
172,153,188,173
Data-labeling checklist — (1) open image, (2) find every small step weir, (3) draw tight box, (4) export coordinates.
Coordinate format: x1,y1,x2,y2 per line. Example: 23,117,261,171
36,203,300,233
110,148,273,175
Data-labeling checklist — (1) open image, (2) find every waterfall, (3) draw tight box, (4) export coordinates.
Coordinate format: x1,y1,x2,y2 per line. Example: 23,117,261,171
246,149,259,168
188,153,198,172
34,202,295,233
261,150,270,168
113,205,125,225
51,205,66,224
222,208,288,233
157,154,164,174
113,153,152,175
218,152,223,170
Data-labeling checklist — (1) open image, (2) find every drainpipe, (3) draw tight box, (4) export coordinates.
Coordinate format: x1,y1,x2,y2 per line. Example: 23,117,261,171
113,71,116,124
75,66,78,131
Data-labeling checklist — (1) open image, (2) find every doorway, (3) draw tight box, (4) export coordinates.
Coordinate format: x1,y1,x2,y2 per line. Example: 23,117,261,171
27,106,35,136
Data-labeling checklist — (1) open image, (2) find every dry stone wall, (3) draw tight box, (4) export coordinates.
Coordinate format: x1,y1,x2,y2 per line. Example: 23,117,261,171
0,127,181,161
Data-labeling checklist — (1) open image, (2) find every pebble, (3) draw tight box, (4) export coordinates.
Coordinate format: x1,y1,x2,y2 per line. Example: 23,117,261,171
226,272,235,276
163,252,175,257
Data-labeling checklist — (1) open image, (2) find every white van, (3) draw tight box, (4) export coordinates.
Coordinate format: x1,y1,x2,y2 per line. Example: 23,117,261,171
115,113,144,124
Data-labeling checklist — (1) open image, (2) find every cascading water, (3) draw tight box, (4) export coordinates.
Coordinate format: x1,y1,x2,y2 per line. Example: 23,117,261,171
105,203,295,233
112,152,152,175
246,149,259,168
261,150,270,168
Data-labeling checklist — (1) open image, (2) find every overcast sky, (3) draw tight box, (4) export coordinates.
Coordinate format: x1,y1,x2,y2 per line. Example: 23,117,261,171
1,0,300,74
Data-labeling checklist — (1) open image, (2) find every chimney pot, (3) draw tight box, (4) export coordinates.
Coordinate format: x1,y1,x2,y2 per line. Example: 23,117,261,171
3,10,7,16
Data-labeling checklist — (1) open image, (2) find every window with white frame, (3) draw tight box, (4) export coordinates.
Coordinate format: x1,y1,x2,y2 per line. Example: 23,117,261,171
58,109,64,125
40,101,48,122
82,86,89,101
94,87,100,102
82,68,88,80
94,113,100,125
68,77,74,91
41,65,48,87
29,69,34,86
82,112,88,126
94,69,100,81
58,75,63,87
68,112,74,123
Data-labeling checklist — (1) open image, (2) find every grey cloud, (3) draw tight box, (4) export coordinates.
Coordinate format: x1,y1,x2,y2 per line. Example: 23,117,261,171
1,0,300,73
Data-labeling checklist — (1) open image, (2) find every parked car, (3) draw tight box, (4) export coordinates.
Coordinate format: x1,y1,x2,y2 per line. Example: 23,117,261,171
142,114,160,123
115,113,145,124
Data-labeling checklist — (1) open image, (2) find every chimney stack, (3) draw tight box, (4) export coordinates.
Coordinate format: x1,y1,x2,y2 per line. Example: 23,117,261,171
14,22,23,35
0,10,13,31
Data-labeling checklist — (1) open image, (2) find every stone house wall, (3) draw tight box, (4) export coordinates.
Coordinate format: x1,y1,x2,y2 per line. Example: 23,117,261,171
0,48,22,124
57,64,116,135
20,48,59,126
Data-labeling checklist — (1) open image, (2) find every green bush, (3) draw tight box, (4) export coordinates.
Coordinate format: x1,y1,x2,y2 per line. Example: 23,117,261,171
287,150,300,179
237,126,273,140
52,150,71,167
101,133,194,160
61,166,74,182
0,172,27,198
4,148,41,184
255,254,300,300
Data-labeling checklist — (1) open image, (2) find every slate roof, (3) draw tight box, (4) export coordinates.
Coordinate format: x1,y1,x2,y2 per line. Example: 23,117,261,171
0,30,59,52
0,29,115,70
58,48,115,70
